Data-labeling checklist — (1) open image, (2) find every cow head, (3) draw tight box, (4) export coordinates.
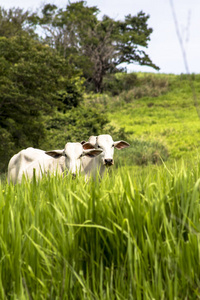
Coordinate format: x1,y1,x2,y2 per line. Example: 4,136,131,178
45,142,102,176
86,134,130,167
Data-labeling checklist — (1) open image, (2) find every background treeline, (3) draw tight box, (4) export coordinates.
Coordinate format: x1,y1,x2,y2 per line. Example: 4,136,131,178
0,1,159,173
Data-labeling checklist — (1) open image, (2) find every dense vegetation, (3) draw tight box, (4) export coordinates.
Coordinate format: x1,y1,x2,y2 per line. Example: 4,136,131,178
1,73,200,298
1,2,200,299
0,2,158,173
1,159,200,299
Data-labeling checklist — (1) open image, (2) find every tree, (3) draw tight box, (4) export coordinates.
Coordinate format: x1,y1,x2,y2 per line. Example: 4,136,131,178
0,32,82,172
31,1,159,92
0,7,36,38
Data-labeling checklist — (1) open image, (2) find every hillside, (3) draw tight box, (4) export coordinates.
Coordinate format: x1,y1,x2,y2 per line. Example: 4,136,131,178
2,73,200,299
91,73,200,165
2,72,200,175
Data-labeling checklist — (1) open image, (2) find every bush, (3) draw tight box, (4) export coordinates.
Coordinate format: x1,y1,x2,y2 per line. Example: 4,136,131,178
57,76,85,111
102,73,169,100
41,104,109,149
0,128,15,173
102,72,137,95
114,138,169,167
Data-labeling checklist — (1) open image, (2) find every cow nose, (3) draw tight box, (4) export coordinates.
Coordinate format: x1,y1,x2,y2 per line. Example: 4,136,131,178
104,159,113,166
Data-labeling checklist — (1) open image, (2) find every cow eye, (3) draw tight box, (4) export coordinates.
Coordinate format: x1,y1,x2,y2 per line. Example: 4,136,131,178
112,144,114,147
97,145,101,148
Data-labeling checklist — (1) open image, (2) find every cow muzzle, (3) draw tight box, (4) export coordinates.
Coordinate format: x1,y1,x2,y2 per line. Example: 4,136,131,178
104,159,114,166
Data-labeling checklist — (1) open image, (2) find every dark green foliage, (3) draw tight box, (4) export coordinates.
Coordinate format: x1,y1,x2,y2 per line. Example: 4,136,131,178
32,2,159,92
57,76,85,111
116,12,159,69
41,105,109,150
102,72,137,95
0,33,80,172
0,7,34,38
0,128,15,172
102,72,169,98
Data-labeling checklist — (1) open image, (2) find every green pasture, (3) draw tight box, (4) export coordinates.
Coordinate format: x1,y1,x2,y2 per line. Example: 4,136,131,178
1,159,200,299
106,73,200,160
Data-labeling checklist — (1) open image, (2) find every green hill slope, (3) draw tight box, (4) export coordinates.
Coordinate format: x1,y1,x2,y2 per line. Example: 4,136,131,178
102,73,200,163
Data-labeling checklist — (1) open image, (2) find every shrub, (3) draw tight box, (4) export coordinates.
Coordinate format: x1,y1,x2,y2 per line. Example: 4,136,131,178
57,76,85,111
0,128,15,173
102,73,169,99
41,104,109,149
102,72,137,95
114,138,169,167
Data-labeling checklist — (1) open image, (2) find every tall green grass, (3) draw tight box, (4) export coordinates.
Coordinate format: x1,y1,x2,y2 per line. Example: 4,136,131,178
1,159,200,299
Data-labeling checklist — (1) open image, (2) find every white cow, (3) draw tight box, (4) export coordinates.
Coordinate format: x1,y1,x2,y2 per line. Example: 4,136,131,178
8,142,102,184
81,134,130,179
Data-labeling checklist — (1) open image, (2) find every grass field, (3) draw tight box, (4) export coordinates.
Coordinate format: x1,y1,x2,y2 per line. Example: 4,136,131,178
1,159,200,299
1,73,200,299
105,73,200,160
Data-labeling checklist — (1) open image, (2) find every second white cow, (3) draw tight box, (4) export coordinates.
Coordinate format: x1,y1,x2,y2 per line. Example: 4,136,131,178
81,134,130,179
8,142,102,184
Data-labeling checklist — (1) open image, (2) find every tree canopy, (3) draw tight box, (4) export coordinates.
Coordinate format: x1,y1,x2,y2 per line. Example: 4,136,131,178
30,1,159,91
0,29,83,171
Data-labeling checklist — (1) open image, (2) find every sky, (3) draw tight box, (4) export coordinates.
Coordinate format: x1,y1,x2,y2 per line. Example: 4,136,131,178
1,0,200,75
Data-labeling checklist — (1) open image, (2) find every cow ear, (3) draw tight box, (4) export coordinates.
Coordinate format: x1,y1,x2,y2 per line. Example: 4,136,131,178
88,136,97,146
45,150,64,158
83,149,103,158
114,141,130,150
82,142,95,150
